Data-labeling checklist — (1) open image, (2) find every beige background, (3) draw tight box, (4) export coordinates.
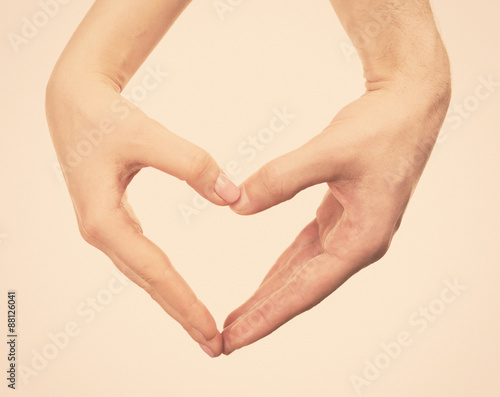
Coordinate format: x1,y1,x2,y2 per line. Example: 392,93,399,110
1,0,499,396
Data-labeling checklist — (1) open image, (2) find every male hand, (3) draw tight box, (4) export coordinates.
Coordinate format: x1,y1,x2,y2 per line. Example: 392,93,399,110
222,0,451,352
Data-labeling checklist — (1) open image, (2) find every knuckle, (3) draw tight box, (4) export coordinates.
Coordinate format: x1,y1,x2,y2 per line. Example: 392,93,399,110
178,296,201,319
258,299,276,320
247,306,272,329
143,284,159,301
258,162,285,199
186,149,214,183
78,211,109,243
367,233,392,262
357,221,393,263
285,276,309,306
323,214,394,267
135,263,169,287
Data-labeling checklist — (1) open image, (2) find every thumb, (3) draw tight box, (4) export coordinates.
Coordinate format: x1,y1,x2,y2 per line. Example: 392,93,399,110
231,135,340,215
135,117,240,205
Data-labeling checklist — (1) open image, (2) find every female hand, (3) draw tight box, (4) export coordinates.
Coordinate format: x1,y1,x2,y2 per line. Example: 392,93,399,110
46,0,240,358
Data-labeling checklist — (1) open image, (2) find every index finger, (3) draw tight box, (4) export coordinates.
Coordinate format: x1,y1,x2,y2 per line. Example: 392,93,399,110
221,251,356,355
221,208,394,354
82,206,223,357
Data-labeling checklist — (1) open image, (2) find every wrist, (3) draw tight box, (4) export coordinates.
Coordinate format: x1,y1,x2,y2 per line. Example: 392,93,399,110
337,1,450,92
361,30,451,94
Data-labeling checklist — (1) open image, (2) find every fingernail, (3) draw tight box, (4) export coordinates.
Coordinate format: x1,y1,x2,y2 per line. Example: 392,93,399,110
230,186,250,214
199,343,215,358
215,174,241,203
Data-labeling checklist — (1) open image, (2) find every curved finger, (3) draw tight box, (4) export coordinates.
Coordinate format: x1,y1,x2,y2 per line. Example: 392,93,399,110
224,191,345,330
259,220,320,286
107,251,222,357
81,206,223,357
222,207,396,354
134,116,240,204
230,134,342,215
222,251,355,355
223,221,320,329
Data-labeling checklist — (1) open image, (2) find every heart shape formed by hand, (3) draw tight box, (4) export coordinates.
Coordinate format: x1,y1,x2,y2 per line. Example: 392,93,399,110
44,0,450,360
47,79,448,358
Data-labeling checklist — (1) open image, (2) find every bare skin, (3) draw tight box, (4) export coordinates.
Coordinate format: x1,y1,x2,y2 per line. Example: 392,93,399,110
46,0,240,358
222,1,451,354
46,0,451,357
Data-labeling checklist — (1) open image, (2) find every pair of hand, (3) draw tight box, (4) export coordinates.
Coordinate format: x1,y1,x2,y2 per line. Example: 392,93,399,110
45,0,451,358
46,72,450,358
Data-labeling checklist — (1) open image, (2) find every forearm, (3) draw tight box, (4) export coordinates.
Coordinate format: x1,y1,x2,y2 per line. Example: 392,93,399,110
47,0,191,93
330,0,450,89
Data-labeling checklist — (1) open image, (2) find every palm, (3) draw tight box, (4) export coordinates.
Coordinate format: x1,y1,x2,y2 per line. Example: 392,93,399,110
222,188,379,352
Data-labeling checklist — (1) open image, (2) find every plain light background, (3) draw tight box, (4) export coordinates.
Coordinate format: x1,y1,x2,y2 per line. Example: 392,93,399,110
1,0,499,396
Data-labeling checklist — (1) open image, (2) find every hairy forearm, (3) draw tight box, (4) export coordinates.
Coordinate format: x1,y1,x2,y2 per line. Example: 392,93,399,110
330,0,450,89
48,0,191,93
